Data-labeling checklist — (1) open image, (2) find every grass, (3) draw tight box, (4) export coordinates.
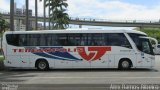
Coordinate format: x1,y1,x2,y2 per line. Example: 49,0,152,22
0,55,4,61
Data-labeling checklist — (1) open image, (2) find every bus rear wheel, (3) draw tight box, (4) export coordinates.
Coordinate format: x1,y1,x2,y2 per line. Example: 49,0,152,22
119,59,131,70
36,59,49,70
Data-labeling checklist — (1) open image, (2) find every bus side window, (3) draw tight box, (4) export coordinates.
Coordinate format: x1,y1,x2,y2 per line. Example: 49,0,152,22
80,40,85,46
120,34,132,48
47,35,52,46
107,33,132,48
19,35,26,46
108,34,119,46
80,34,88,46
51,34,59,46
90,40,97,46
99,41,105,46
6,34,19,46
74,34,81,46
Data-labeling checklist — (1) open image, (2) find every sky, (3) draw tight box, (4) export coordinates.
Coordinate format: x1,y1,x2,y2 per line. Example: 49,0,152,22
0,0,160,29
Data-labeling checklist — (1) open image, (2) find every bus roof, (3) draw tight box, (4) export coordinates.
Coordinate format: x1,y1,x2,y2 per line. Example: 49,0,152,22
4,29,147,35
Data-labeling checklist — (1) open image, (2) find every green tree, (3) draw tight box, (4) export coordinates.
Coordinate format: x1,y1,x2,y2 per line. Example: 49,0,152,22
46,0,69,29
0,13,9,33
137,28,160,43
0,13,9,49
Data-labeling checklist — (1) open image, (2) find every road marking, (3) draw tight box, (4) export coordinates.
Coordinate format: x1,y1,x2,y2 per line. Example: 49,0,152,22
34,77,160,79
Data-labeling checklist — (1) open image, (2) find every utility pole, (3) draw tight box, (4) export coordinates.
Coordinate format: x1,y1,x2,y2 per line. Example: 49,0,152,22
10,0,14,31
35,0,38,30
48,0,50,30
44,0,46,30
26,0,29,31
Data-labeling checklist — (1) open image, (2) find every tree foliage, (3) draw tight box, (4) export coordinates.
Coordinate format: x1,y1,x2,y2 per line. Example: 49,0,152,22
138,28,160,43
46,0,69,29
0,13,9,32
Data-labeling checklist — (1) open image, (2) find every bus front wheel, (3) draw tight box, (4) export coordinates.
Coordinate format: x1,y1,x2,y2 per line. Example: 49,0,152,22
119,59,132,70
36,59,49,70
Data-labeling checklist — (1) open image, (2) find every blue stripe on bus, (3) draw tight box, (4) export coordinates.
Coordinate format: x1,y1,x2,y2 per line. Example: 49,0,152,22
48,52,80,60
33,52,81,61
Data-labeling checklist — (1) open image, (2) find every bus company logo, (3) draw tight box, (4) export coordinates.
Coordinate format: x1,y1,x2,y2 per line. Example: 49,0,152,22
77,46,111,61
12,46,111,61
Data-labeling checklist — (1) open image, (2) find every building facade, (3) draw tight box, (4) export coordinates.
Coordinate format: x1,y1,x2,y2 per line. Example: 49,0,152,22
13,3,36,31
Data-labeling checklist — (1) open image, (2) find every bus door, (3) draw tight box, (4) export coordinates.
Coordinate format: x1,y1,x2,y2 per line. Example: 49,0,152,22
137,38,155,67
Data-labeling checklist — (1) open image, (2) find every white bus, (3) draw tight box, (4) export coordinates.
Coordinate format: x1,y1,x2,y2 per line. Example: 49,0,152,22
2,29,157,70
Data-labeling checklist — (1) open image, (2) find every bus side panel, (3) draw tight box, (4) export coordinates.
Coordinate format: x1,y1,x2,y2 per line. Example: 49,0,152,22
72,55,91,68
54,59,73,68
5,55,21,68
4,46,21,68
108,55,115,68
111,46,136,68
47,58,55,69
91,55,109,68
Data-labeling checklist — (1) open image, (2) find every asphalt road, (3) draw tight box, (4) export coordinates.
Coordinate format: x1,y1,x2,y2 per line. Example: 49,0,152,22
0,56,160,90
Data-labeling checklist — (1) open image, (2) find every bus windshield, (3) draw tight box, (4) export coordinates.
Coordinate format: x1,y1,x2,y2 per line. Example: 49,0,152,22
139,38,154,55
129,33,154,55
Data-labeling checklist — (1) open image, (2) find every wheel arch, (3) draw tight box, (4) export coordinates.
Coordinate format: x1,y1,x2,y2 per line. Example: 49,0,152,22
118,58,133,68
35,58,49,68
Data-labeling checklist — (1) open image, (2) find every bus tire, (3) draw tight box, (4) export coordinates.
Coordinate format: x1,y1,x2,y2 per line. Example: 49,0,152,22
119,59,132,70
36,59,49,71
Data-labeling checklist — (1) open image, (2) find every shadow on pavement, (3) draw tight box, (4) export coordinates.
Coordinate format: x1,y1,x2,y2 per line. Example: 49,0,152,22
0,69,36,82
3,68,158,73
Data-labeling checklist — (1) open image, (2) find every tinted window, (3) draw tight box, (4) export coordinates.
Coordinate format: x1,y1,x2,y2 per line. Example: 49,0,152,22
6,34,19,46
128,33,146,50
6,33,131,48
45,34,58,46
128,33,153,55
89,34,106,46
141,38,154,55
108,34,120,46
19,34,28,46
142,39,151,54
108,33,131,48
